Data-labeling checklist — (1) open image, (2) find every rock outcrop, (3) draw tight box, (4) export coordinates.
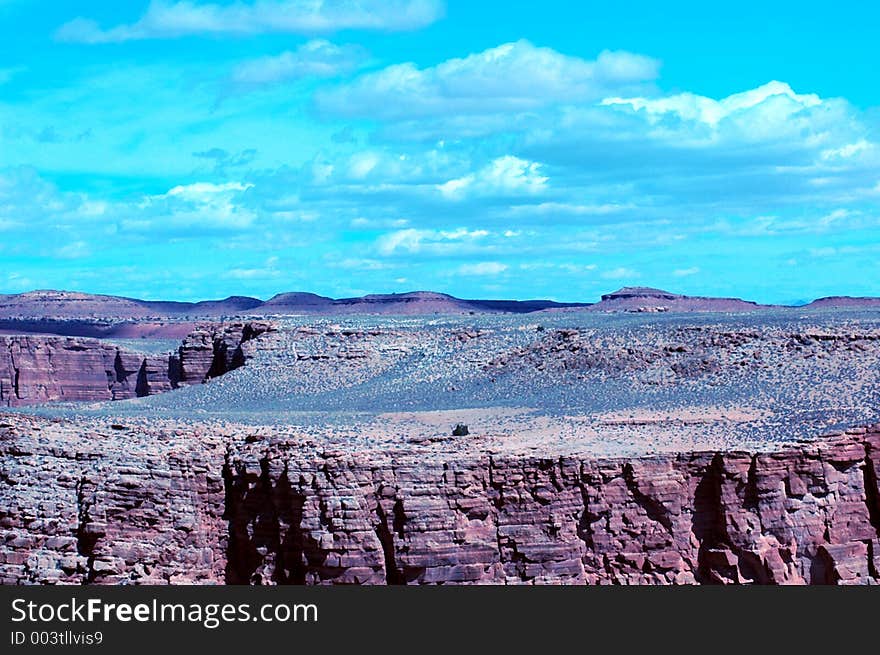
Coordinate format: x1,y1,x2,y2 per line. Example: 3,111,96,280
223,427,880,585
2,418,876,585
0,322,272,406
0,417,228,584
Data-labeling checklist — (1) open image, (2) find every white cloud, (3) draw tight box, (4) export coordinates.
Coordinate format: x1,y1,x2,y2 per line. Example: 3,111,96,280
602,80,821,127
438,155,547,199
140,181,256,229
332,258,388,271
818,208,850,225
457,262,508,276
163,180,252,199
376,228,426,255
0,167,89,233
376,227,489,255
506,202,633,217
673,267,700,277
348,152,381,179
821,139,872,161
317,40,659,119
230,40,365,87
223,266,281,280
56,0,444,43
601,267,640,280
54,240,92,260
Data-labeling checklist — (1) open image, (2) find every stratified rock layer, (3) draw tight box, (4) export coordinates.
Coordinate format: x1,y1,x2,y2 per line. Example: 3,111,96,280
224,428,880,585
0,322,272,406
2,418,877,585
0,417,228,584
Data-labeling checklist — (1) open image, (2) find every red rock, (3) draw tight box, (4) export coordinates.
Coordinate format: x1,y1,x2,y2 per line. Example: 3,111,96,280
0,322,272,406
2,415,878,585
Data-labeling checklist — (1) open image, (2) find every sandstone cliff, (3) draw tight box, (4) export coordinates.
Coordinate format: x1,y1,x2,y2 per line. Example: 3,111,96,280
0,416,228,584
2,419,877,585
223,428,880,585
0,322,272,406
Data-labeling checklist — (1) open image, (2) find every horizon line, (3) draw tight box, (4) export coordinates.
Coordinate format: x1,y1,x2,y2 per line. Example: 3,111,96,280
2,285,879,308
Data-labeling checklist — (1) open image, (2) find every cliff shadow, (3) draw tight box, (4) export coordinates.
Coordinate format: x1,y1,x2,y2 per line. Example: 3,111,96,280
223,456,328,585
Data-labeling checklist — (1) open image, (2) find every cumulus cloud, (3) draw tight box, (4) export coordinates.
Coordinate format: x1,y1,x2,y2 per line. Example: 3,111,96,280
230,40,366,87
316,40,659,119
602,81,821,127
56,0,444,43
437,156,547,199
6,29,880,301
591,80,870,158
128,181,257,232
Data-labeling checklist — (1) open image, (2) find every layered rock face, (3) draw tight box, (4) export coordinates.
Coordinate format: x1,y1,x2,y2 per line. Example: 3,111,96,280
177,322,271,385
0,322,271,406
2,419,878,585
225,427,880,585
0,417,228,584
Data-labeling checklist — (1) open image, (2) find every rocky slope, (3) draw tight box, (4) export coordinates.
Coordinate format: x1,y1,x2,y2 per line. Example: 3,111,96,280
0,322,271,406
1,416,877,585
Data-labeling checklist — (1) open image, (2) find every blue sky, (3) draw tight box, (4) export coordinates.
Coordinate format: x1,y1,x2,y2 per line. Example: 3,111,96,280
1,1,878,303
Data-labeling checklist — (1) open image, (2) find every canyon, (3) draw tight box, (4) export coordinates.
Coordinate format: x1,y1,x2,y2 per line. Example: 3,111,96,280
1,295,879,585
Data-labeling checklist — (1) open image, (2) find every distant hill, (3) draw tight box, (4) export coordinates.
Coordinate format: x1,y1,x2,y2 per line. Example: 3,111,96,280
803,296,880,309
139,296,264,315
0,290,262,319
0,287,878,323
0,289,589,320
587,287,776,313
261,291,590,315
